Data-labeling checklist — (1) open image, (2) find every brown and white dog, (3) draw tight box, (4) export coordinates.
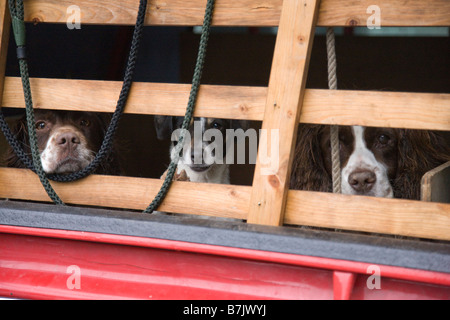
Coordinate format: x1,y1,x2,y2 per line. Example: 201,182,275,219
155,116,248,184
4,109,121,175
290,124,450,200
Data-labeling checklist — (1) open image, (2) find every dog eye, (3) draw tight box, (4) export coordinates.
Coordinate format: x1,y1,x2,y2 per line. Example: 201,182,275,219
36,121,46,130
211,121,223,130
339,134,349,144
80,119,90,127
378,134,390,145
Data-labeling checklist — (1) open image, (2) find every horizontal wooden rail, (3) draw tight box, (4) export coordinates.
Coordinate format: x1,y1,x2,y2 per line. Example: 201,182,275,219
2,77,266,120
0,168,249,219
0,168,449,241
22,0,450,27
3,77,450,130
285,190,450,241
300,89,450,131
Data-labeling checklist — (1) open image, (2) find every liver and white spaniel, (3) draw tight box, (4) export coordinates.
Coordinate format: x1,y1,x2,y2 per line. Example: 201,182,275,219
4,109,121,175
290,124,450,200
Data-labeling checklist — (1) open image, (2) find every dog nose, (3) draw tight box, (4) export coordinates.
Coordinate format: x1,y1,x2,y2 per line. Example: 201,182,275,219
191,150,203,164
57,132,80,147
348,170,376,193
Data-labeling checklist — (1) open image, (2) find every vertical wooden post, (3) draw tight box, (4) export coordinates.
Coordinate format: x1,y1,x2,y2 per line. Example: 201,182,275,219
0,0,11,106
247,0,320,226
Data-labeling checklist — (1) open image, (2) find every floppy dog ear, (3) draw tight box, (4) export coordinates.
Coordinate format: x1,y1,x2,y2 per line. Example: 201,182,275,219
4,115,29,169
96,113,111,136
290,124,331,192
154,116,174,140
394,129,450,200
94,113,126,176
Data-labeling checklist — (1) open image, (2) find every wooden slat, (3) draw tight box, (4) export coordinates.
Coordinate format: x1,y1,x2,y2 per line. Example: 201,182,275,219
3,77,450,130
317,0,450,27
421,161,450,203
247,0,320,226
285,189,450,241
0,1,10,106
24,0,281,26
2,77,266,120
301,89,450,131
0,167,448,240
0,168,249,219
22,0,450,26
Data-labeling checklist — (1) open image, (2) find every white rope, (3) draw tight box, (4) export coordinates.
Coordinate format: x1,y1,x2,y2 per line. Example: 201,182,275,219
326,27,341,194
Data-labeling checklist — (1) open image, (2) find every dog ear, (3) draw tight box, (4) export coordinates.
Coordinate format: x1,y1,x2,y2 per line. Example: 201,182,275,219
154,116,174,140
394,129,450,200
290,124,331,192
96,113,111,135
4,115,29,168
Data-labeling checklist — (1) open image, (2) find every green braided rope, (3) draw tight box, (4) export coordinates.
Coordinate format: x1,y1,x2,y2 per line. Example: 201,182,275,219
21,59,64,204
9,0,64,204
7,0,215,210
7,0,148,204
6,0,148,183
143,0,216,213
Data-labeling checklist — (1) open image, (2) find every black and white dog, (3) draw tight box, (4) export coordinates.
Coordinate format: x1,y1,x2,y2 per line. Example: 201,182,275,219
155,116,248,184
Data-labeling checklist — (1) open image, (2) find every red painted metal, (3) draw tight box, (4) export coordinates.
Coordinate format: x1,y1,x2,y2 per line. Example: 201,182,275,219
333,271,357,300
0,225,449,300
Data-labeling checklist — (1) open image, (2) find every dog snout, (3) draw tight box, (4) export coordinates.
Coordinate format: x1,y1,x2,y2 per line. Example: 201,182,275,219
191,149,201,164
56,131,80,149
348,170,376,193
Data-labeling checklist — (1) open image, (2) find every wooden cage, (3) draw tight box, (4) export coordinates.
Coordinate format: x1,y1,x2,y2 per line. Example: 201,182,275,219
1,0,449,240
0,0,450,298
0,0,449,300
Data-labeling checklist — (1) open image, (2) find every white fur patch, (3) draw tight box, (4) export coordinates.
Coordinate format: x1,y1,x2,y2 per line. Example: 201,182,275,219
40,126,94,174
169,118,230,184
341,126,393,197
